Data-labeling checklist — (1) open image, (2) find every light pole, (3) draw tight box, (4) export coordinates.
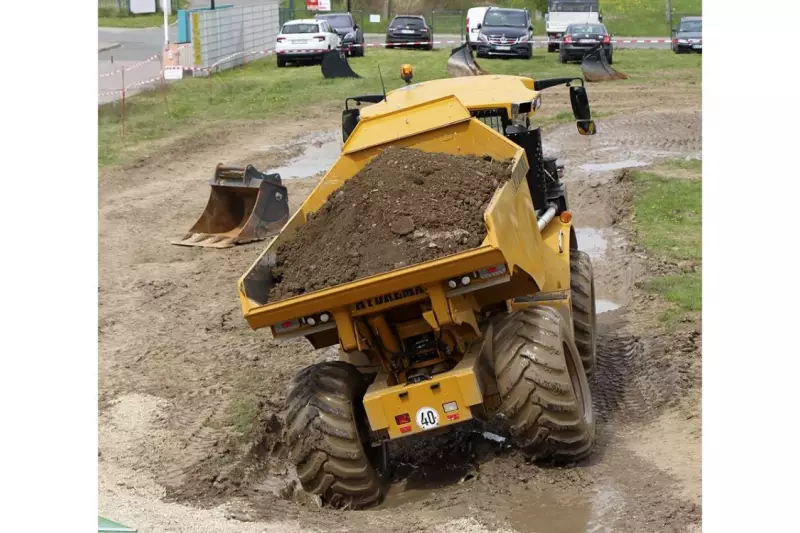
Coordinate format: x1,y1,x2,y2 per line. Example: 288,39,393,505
163,0,169,51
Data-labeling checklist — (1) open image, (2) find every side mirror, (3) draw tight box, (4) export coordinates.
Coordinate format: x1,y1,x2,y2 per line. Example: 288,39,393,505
529,25,534,31
342,108,360,142
476,23,482,29
569,85,596,136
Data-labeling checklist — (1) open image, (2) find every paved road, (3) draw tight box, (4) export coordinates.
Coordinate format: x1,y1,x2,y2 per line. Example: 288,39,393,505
98,25,178,105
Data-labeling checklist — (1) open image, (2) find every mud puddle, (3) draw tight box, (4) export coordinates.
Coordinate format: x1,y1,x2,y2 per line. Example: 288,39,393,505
269,130,341,179
581,160,648,173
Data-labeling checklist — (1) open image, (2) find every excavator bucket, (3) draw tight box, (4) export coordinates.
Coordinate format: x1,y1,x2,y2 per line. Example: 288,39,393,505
581,44,629,82
321,48,360,79
172,164,289,249
446,43,488,78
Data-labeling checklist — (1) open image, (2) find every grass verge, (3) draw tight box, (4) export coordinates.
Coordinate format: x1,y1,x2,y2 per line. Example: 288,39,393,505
99,47,701,167
98,3,186,29
631,163,701,326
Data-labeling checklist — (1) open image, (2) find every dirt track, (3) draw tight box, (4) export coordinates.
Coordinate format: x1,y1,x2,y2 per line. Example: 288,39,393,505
99,78,702,532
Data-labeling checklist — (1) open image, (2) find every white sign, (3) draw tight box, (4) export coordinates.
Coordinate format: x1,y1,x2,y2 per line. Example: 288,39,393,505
163,66,184,81
129,0,156,15
318,0,331,11
415,407,440,430
369,14,381,23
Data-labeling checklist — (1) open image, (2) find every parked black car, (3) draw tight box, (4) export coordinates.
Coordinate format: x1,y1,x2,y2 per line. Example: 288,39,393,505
671,16,702,54
559,22,613,64
315,12,365,57
475,7,533,59
385,15,433,50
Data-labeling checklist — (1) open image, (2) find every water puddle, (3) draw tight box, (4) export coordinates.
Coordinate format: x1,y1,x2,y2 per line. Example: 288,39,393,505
597,299,621,313
575,228,608,261
270,131,341,179
581,160,648,172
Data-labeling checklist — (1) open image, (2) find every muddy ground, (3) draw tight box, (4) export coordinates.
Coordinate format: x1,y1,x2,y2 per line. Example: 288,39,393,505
271,148,511,300
99,77,702,533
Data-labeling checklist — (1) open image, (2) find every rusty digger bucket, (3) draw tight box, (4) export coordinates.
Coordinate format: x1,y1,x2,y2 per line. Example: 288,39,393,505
581,43,629,82
321,48,360,79
172,164,289,249
446,43,488,78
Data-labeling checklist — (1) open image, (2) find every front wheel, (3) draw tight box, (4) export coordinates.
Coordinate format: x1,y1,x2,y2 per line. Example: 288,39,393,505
492,306,596,462
284,361,385,508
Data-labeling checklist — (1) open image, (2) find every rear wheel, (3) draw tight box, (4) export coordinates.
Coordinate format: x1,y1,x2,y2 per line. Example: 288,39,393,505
284,361,384,508
548,43,557,53
277,56,286,68
570,250,597,377
558,50,567,63
606,51,613,64
492,306,595,462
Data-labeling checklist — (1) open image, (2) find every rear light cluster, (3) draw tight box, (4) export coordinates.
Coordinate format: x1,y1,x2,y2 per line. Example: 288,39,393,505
273,312,331,333
603,35,610,44
564,35,573,43
314,36,325,42
277,37,286,42
446,263,508,290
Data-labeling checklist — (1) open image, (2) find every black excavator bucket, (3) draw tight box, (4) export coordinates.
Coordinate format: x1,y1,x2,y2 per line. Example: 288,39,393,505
321,48,360,79
172,164,289,249
446,43,488,78
581,44,629,82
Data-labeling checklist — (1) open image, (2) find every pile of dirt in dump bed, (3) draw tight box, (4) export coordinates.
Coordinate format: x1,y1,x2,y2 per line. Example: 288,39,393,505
268,147,512,301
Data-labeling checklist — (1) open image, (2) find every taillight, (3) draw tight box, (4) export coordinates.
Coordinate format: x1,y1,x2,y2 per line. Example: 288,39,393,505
314,36,325,42
277,37,286,42
564,34,573,43
395,413,411,425
602,35,610,44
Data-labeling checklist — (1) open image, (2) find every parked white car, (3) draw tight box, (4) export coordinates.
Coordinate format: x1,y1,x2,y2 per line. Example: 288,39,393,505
466,6,490,50
276,19,341,67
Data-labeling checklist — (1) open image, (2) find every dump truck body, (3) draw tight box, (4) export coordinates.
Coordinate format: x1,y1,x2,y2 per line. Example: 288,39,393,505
239,79,576,440
240,53,600,508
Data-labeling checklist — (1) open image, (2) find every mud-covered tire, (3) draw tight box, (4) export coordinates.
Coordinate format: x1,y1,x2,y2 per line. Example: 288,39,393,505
492,306,596,462
570,250,597,377
284,361,384,508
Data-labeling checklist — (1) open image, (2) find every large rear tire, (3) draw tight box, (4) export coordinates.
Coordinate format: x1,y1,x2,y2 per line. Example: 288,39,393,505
284,361,384,508
492,306,595,462
570,250,597,377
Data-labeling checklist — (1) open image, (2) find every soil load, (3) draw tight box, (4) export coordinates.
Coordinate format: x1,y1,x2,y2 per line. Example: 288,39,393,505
268,147,512,301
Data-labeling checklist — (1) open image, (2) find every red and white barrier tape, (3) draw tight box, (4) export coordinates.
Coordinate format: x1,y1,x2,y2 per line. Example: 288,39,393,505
99,53,160,78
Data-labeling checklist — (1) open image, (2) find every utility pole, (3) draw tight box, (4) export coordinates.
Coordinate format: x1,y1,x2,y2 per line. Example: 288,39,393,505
163,0,169,50
666,0,671,24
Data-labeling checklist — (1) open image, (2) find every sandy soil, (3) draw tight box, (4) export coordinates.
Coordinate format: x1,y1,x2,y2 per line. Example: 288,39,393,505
99,76,702,533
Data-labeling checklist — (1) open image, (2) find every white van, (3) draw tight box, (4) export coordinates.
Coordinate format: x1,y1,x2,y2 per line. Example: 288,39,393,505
466,6,490,49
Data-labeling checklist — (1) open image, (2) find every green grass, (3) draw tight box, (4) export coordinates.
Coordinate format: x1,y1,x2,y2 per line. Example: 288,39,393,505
99,47,700,167
600,0,701,36
99,13,177,28
98,3,187,28
228,397,260,436
631,167,701,323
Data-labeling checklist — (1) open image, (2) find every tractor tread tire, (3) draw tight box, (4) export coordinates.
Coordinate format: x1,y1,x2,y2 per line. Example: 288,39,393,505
570,250,597,377
284,361,383,509
492,306,595,462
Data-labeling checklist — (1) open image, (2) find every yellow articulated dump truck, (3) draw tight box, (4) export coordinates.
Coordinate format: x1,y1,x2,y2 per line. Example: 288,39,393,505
238,46,600,509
